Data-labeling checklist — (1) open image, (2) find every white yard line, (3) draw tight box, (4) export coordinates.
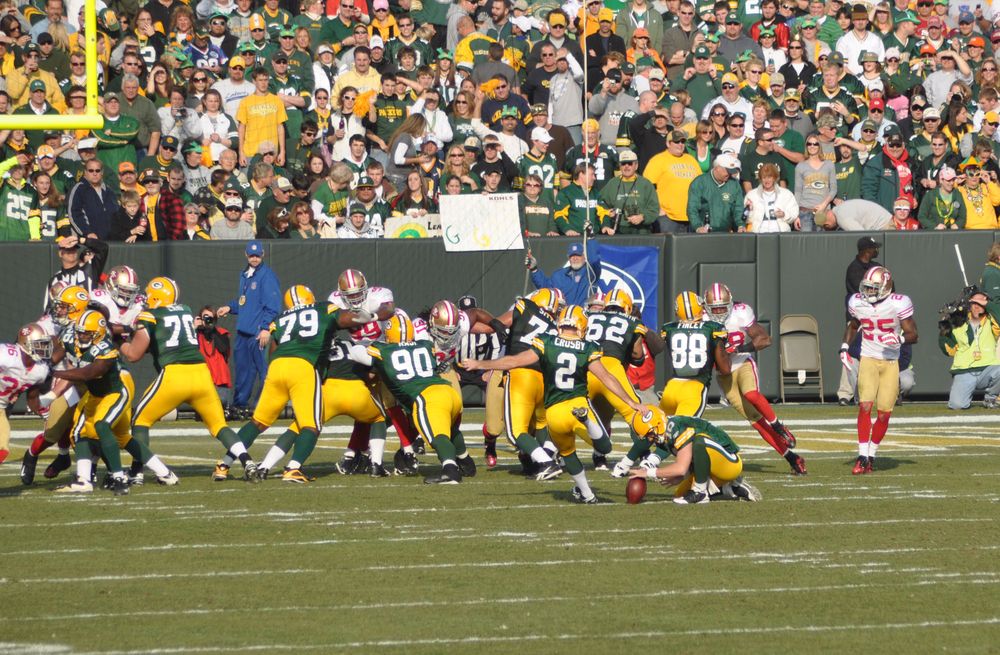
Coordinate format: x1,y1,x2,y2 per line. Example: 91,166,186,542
0,568,320,585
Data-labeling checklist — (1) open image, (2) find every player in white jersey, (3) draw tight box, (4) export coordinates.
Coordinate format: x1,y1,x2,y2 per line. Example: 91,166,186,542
842,266,917,474
704,283,808,475
0,324,54,464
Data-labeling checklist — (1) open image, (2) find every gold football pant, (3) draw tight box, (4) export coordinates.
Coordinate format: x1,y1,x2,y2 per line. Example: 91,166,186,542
484,370,505,436
133,362,228,436
588,357,641,425
659,378,708,417
252,358,321,431
858,357,900,412
718,361,763,422
674,440,744,497
289,377,386,432
545,397,600,457
70,372,136,448
411,384,463,440
502,368,547,447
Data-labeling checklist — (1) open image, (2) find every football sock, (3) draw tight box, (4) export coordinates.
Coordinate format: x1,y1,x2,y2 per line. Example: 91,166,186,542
515,433,547,459
132,426,150,448
579,411,606,441
592,435,613,455
751,419,787,455
237,422,262,448
570,470,594,500
261,430,297,470
143,455,170,478
94,421,122,473
29,434,50,457
530,447,553,463
431,435,456,462
217,428,249,464
387,407,415,447
647,450,665,467
743,390,777,423
625,437,651,462
451,429,468,458
75,440,94,482
541,441,558,458
347,421,370,453
562,452,584,475
870,411,891,456
857,403,873,454
691,439,711,485
289,429,319,468
617,455,635,469
370,434,386,466
57,434,70,454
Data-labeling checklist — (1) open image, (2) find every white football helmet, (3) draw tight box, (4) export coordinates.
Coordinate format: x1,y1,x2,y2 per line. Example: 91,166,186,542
105,265,141,307
429,300,461,344
17,323,53,362
703,283,733,322
860,266,893,304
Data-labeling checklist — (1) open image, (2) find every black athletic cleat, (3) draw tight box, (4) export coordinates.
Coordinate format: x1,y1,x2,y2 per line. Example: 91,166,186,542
852,456,868,475
518,452,539,477
457,455,477,478
392,449,418,476
424,463,461,484
571,486,599,504
370,462,390,478
413,436,426,455
352,453,372,475
334,455,356,475
20,450,38,485
243,461,260,482
673,490,709,505
592,452,610,471
786,452,807,475
111,475,130,496
44,453,72,479
571,406,589,421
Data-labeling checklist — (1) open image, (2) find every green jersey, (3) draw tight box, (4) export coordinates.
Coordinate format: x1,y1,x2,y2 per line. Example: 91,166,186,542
0,179,39,241
269,73,311,139
515,151,559,196
585,310,647,364
373,94,410,142
324,338,368,381
662,414,739,456
508,297,557,371
660,320,726,385
530,334,603,407
269,301,343,367
136,305,204,371
77,338,123,397
368,340,446,406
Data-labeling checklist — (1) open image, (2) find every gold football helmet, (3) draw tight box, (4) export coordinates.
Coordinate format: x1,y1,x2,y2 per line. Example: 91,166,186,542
703,282,733,322
283,284,316,310
605,288,634,316
105,265,141,307
17,323,53,362
337,269,368,310
384,311,415,344
530,288,564,318
53,285,90,327
429,300,461,343
556,305,588,338
586,291,606,312
860,266,893,304
674,291,704,322
75,310,108,349
630,405,668,443
145,276,179,309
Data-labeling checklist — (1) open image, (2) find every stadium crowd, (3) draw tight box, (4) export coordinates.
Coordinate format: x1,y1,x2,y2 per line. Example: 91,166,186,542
2,0,1000,240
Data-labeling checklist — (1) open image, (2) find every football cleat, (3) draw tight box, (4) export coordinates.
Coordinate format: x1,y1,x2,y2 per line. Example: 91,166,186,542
852,456,868,475
370,462,391,478
571,486,599,504
424,463,461,485
771,420,797,449
535,463,562,481
484,441,497,469
212,462,230,481
865,457,875,474
54,476,93,494
111,475,130,496
334,456,356,475
571,406,589,421
392,449,418,476
101,473,115,490
20,450,38,485
352,453,372,475
592,452,610,471
518,452,539,477
673,490,710,505
610,460,631,479
413,436,427,455
282,467,315,484
44,452,72,479
255,466,270,482
729,478,762,502
129,471,144,486
786,452,807,475
457,455,477,478
156,471,180,486
243,461,261,482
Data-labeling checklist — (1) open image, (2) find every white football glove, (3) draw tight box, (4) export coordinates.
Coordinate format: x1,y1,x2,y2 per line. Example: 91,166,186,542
351,308,375,324
839,343,854,368
880,332,901,348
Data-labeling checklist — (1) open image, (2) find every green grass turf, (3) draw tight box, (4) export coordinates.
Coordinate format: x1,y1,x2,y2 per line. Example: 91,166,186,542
2,403,999,654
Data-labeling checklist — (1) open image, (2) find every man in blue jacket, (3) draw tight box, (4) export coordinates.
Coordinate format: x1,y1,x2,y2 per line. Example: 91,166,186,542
216,240,281,418
526,240,602,307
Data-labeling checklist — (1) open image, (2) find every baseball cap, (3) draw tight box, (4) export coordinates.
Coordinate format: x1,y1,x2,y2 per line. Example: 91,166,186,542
817,114,838,128
939,166,957,180
859,50,879,63
549,12,567,26
512,0,528,10
800,17,818,28
530,103,547,114
274,176,293,191
37,32,54,45
464,136,482,151
721,72,739,85
161,135,179,150
598,7,614,22
316,44,334,56
828,52,845,66
634,27,650,39
885,47,901,60
622,62,635,75
29,79,45,92
348,205,367,216
926,15,943,27
985,110,1000,123
898,10,919,24
356,175,375,188
857,236,881,251
141,168,160,182
649,68,665,81
103,91,120,103
783,88,802,101
373,0,389,9
118,160,135,173
669,129,688,143
78,138,97,150
606,68,623,82
851,3,869,18
24,42,40,54
893,197,911,209
582,118,599,132
248,14,266,30
715,152,741,173
860,119,878,132
969,36,986,48
245,240,263,255
883,124,902,140
693,45,711,59
370,35,385,49
959,10,975,23
769,72,785,86
567,243,584,256
225,197,244,209
618,149,638,163
239,40,256,52
228,55,246,68
271,51,289,62
869,97,885,110
725,12,741,24
530,127,553,143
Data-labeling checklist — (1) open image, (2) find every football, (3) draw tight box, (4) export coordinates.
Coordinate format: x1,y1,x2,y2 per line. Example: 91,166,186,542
626,476,647,504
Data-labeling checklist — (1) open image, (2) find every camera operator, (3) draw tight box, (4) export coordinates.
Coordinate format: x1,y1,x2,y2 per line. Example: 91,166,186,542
939,289,1000,410
194,305,233,412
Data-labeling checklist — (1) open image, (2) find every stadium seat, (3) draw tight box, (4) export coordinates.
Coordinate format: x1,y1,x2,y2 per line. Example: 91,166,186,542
779,314,824,404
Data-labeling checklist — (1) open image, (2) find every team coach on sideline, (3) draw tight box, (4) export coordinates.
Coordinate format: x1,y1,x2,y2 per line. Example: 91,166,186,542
525,240,602,306
216,240,281,419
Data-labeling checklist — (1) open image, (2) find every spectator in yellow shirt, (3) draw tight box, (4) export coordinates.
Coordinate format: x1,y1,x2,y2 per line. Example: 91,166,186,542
642,130,702,233
236,68,288,167
959,156,1000,230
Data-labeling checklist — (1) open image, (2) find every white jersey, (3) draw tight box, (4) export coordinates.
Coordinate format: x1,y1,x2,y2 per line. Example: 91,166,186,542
413,310,472,368
327,285,394,345
89,288,146,329
723,302,758,371
0,343,50,409
848,292,913,361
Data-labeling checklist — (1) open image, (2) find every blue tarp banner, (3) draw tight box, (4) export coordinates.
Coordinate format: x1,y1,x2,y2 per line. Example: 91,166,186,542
596,244,660,327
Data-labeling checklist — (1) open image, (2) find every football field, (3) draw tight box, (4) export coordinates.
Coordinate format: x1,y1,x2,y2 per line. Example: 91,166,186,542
2,403,999,655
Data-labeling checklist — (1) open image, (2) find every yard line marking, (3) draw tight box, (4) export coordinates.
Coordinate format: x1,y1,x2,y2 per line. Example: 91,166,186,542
0,568,320,585
70,616,1000,653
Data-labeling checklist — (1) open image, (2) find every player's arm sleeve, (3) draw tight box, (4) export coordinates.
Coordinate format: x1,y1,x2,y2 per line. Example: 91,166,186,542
347,344,375,366
530,337,545,356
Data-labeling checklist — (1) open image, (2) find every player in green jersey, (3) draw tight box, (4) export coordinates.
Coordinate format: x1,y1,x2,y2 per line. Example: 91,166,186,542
121,277,259,483
629,407,761,505
348,311,475,485
468,305,644,503
234,284,370,483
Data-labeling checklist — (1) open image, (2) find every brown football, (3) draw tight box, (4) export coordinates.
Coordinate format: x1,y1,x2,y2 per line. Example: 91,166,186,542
626,476,647,504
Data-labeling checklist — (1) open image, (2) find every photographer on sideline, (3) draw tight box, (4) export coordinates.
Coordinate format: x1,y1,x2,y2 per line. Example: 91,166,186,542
194,305,233,411
939,289,1000,409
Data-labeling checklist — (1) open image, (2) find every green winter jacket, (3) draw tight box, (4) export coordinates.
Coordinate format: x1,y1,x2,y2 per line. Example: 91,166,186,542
686,171,745,231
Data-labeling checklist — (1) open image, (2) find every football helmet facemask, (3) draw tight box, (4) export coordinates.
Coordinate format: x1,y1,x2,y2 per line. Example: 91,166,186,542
703,283,733,322
630,405,668,444
605,288,634,316
53,285,90,327
338,269,368,310
586,291,606,312
384,311,415,344
556,305,588,338
860,266,893,304
429,300,461,344
283,284,316,310
75,310,108,349
675,291,704,322
145,276,179,309
17,323,53,362
105,265,140,307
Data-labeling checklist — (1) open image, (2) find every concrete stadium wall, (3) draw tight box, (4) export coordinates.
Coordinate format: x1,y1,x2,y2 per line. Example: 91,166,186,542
1,232,993,406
